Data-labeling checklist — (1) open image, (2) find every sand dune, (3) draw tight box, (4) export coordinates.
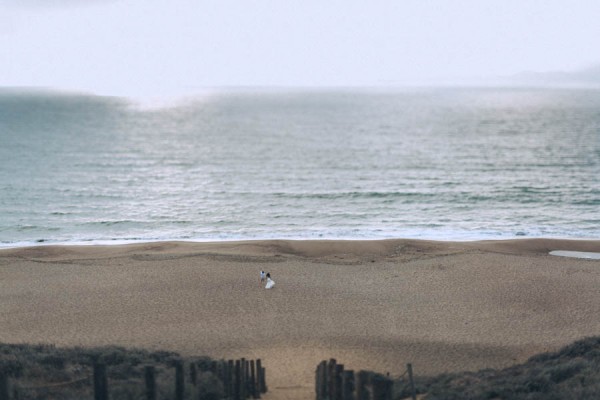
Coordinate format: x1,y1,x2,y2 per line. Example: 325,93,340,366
1,239,600,399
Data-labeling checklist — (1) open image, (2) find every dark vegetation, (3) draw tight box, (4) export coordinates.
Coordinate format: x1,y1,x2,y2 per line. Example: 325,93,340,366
2,336,600,399
0,343,219,399
394,336,600,400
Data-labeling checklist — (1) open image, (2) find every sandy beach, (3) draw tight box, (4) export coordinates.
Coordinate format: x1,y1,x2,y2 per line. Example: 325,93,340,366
1,239,600,399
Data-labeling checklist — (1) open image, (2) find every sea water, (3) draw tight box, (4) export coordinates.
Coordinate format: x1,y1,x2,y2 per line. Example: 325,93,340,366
0,87,599,247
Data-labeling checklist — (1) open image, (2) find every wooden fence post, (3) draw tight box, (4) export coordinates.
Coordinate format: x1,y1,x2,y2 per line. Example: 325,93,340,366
245,359,250,398
407,364,416,400
93,363,108,400
323,360,330,400
220,361,227,398
327,359,337,400
0,372,9,400
227,360,234,398
190,363,197,386
254,360,261,399
145,366,156,400
256,358,269,393
234,360,241,400
255,360,262,395
242,358,248,399
356,371,370,400
250,360,257,398
175,361,184,400
335,364,344,400
218,361,226,386
316,361,327,400
240,358,245,399
371,375,392,400
342,370,355,400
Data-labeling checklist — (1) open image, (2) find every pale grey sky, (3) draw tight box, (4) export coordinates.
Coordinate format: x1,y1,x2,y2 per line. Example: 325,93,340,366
1,0,599,97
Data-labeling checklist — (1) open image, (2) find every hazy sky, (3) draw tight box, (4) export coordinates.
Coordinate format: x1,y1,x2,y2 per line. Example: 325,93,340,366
1,0,599,97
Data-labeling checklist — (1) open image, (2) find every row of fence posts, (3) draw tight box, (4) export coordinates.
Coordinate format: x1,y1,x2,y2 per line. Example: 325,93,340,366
98,359,267,400
1,358,267,400
315,359,416,400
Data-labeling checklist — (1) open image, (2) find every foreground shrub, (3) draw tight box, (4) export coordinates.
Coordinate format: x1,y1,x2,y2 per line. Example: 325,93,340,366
0,343,220,400
392,336,600,400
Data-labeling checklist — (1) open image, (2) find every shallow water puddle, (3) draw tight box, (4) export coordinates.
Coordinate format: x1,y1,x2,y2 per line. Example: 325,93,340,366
549,251,600,260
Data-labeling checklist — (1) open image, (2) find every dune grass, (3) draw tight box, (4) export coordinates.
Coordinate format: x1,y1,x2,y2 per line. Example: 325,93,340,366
394,336,600,400
0,343,219,399
2,336,600,399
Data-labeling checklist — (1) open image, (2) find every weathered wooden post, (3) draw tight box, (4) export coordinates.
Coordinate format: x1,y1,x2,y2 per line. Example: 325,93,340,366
261,367,267,393
242,358,248,399
144,366,156,400
256,359,266,394
93,363,108,400
211,361,224,400
322,361,329,400
227,360,234,398
342,370,355,400
220,361,227,398
240,358,245,399
327,359,337,400
407,364,416,400
175,361,184,400
234,360,242,400
371,375,392,400
245,359,251,398
219,361,226,384
356,371,370,400
335,364,344,400
0,372,9,400
255,359,262,394
315,361,327,400
249,360,257,398
190,363,197,386
254,360,261,399
255,358,263,399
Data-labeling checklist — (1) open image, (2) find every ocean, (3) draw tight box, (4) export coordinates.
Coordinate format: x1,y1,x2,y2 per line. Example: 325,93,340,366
0,87,598,247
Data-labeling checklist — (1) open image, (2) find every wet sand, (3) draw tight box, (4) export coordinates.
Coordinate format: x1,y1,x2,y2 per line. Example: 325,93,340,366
1,239,600,399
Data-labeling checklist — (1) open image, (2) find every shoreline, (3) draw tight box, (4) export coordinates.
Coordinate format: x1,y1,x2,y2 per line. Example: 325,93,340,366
2,235,600,250
2,238,599,399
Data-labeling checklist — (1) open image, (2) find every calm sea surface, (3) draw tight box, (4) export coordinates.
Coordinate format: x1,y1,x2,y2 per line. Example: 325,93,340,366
0,88,599,247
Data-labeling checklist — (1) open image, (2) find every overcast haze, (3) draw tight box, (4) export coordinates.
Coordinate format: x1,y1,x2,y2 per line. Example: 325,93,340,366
1,0,600,97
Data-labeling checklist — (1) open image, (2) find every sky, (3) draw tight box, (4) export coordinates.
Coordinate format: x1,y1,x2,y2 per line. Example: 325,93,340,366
1,0,600,97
